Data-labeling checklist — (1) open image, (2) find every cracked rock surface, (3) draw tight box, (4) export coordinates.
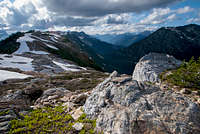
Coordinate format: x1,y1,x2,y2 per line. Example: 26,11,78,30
83,71,200,134
132,53,182,83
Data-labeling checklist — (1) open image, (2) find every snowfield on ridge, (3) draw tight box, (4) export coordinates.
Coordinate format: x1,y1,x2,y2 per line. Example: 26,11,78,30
0,70,32,82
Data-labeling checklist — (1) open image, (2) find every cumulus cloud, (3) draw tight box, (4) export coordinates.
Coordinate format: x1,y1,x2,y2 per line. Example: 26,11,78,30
139,8,172,25
60,23,158,35
138,6,194,25
0,0,37,26
2,0,180,31
187,18,200,24
0,0,198,35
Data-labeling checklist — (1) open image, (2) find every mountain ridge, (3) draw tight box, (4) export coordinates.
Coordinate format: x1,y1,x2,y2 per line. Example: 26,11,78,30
94,31,152,47
0,24,200,75
116,24,200,74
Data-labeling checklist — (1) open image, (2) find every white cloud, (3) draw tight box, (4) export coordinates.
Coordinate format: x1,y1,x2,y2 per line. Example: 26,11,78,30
167,14,176,20
138,6,194,26
177,6,193,14
139,8,172,25
187,18,200,23
0,0,38,26
52,23,157,35
0,0,198,35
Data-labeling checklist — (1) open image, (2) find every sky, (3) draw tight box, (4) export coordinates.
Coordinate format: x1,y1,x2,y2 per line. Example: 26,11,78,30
0,0,199,35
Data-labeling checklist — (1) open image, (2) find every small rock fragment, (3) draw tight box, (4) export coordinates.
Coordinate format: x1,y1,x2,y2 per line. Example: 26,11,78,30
70,107,84,120
72,123,84,131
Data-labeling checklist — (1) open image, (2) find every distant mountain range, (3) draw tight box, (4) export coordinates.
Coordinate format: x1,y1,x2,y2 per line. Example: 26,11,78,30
0,24,200,74
126,24,200,60
0,30,9,41
94,31,151,47
120,24,200,73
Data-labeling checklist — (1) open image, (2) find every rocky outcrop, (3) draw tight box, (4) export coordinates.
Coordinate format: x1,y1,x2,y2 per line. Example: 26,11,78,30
0,88,44,133
34,87,90,110
83,71,200,134
0,89,43,110
132,53,182,83
0,51,199,133
0,86,91,133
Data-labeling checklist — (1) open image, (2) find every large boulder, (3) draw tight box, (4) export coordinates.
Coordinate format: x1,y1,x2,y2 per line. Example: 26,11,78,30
83,71,200,134
132,53,182,83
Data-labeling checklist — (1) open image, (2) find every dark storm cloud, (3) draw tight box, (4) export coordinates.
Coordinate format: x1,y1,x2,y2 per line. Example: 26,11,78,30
30,16,96,30
106,15,127,24
51,16,97,27
40,0,182,17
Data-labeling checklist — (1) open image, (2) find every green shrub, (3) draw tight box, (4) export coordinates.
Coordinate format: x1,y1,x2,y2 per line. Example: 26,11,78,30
10,106,96,134
164,57,200,91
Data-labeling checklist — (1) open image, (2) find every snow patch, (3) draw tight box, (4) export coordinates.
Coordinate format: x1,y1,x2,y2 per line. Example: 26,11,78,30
0,54,34,71
53,61,81,72
17,33,35,42
31,35,52,43
0,70,32,82
14,33,49,55
49,33,61,38
14,41,30,54
14,33,35,54
42,65,54,69
45,43,59,50
30,51,49,55
50,36,58,42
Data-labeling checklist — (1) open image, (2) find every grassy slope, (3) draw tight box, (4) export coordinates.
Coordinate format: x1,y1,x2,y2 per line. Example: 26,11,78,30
10,105,96,134
2,70,107,133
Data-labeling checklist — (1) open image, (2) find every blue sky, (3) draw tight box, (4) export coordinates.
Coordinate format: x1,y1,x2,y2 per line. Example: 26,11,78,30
168,0,200,25
0,0,199,34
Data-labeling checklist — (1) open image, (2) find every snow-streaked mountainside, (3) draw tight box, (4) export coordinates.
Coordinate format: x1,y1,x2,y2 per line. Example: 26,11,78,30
0,24,200,75
0,30,118,75
63,31,121,72
0,31,89,74
14,33,49,55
